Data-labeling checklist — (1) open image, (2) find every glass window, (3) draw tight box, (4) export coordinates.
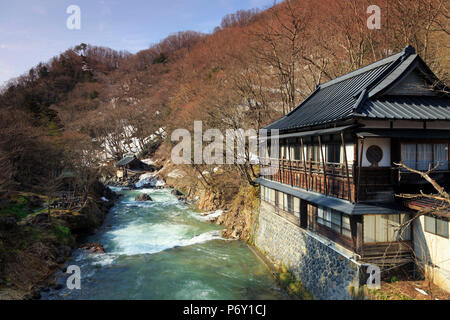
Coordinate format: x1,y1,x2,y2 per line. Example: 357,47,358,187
375,215,386,242
294,144,301,161
364,214,411,243
417,144,433,170
317,206,326,226
424,215,436,234
401,144,416,169
293,198,300,217
317,207,351,238
327,144,341,163
331,210,341,233
436,218,449,238
401,143,448,171
387,215,400,241
425,215,449,238
342,215,352,238
434,144,448,170
286,195,293,213
364,215,376,243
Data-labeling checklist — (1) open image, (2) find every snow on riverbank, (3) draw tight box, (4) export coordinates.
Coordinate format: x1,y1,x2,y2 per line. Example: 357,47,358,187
196,209,225,222
135,172,166,188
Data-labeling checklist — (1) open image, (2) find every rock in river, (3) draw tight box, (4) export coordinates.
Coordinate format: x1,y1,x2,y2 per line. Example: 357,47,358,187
135,194,153,201
80,242,105,253
171,189,184,196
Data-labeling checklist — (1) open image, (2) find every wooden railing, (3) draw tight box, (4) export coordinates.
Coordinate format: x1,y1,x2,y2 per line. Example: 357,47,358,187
261,159,402,202
261,158,356,202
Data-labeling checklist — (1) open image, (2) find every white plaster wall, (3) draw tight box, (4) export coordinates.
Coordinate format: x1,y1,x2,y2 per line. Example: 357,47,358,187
344,143,354,164
413,217,450,292
359,138,391,167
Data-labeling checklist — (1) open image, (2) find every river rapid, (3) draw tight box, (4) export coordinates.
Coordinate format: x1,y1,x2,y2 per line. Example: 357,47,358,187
41,187,287,300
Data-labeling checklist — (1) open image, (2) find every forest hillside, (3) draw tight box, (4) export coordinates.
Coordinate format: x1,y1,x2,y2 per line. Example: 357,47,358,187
0,0,448,238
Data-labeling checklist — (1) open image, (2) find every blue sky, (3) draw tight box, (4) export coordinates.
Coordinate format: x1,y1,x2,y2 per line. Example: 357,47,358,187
0,0,275,86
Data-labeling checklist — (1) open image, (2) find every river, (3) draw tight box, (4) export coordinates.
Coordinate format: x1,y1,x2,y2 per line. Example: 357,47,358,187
41,187,287,300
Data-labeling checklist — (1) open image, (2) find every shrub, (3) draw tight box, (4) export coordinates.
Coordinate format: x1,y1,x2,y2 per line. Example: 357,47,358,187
0,203,30,219
52,224,72,244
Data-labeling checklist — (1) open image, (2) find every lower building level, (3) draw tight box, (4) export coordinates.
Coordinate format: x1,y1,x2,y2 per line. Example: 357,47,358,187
254,177,450,296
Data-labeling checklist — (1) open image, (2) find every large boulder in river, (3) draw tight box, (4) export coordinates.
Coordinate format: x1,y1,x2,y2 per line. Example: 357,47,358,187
171,189,184,196
80,242,105,253
135,194,153,201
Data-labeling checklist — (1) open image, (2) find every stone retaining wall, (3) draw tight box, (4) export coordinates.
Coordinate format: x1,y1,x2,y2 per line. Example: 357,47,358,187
255,201,363,300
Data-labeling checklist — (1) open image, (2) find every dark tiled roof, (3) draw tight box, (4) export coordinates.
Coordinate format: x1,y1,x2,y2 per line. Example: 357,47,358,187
255,178,406,215
264,46,449,132
356,129,450,139
117,156,136,166
356,96,450,120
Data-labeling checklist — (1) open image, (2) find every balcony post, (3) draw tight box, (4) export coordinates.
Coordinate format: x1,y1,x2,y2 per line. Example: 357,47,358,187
300,137,308,190
287,139,293,187
318,135,328,195
357,138,365,202
341,132,352,202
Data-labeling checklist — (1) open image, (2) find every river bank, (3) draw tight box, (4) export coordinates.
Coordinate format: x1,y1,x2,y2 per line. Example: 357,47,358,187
0,181,117,300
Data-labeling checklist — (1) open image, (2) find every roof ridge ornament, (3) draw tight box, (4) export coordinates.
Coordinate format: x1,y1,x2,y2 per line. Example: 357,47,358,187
402,45,416,57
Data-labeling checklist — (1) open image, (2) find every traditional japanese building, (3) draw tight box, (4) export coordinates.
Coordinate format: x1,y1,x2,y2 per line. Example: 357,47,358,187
116,154,153,179
254,46,450,298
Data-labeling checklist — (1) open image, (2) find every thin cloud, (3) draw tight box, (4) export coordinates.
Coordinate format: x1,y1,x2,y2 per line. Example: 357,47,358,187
31,5,47,16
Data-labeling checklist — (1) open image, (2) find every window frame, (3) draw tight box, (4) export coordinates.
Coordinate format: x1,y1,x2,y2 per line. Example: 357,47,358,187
424,215,449,238
317,207,352,238
363,214,412,243
326,143,341,164
400,142,449,171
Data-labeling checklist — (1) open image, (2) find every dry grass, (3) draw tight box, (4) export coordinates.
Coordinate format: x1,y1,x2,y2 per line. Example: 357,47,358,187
369,280,450,300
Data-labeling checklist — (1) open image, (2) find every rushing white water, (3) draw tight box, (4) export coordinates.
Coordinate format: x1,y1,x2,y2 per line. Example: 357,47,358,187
41,187,287,300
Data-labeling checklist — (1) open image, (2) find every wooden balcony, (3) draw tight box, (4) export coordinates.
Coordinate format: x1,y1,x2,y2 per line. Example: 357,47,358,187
261,159,399,202
262,158,356,202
